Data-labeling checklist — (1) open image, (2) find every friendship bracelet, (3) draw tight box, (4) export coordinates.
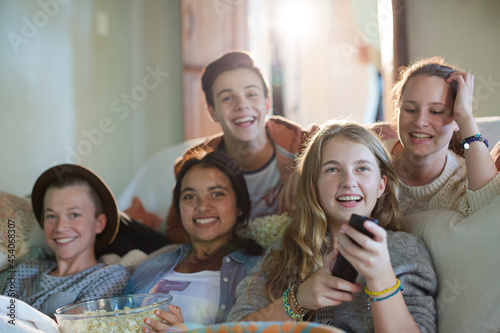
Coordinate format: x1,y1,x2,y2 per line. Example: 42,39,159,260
365,278,401,296
460,134,489,151
289,284,309,316
282,288,305,321
366,285,403,310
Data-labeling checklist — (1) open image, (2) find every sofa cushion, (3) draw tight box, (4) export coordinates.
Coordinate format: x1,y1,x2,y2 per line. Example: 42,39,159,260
117,138,203,233
0,192,52,271
491,139,500,170
118,117,500,235
402,196,500,333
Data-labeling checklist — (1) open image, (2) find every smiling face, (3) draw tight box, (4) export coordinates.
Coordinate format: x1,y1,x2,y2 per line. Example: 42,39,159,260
179,165,239,246
318,137,387,228
397,74,457,159
43,185,106,262
208,68,271,144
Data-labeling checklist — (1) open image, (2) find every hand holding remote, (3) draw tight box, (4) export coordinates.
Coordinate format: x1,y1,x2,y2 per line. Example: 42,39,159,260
331,214,378,283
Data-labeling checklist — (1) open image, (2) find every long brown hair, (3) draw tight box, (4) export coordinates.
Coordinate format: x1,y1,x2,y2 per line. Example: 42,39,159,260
391,56,463,155
259,121,401,300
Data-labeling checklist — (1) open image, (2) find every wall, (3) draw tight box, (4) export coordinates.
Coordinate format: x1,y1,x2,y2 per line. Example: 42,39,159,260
0,0,183,198
266,0,382,127
2,0,498,200
405,0,500,118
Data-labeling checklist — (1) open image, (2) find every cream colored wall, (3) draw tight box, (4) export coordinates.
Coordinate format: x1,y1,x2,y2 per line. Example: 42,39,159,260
405,0,500,118
1,0,78,197
2,0,498,200
0,0,182,198
272,0,382,127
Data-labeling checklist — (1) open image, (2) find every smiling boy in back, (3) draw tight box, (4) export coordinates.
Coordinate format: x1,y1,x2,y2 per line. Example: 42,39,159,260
165,51,318,243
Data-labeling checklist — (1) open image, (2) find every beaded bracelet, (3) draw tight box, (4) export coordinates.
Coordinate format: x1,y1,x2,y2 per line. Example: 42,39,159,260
282,288,305,321
289,284,309,316
366,285,403,310
460,134,489,150
365,278,401,296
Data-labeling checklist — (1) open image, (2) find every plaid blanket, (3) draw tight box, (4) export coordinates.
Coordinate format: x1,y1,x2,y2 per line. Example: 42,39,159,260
174,321,345,333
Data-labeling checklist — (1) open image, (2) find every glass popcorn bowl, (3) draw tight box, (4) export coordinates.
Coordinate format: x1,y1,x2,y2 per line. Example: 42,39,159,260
55,293,173,333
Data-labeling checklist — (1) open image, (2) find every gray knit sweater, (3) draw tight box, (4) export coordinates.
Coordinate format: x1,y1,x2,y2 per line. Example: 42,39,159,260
228,231,437,333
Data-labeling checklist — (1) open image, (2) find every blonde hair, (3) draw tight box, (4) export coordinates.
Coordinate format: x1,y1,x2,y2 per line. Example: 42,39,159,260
259,120,401,300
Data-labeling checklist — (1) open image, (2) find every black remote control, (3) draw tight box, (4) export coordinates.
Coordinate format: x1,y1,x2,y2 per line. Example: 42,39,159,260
331,214,378,283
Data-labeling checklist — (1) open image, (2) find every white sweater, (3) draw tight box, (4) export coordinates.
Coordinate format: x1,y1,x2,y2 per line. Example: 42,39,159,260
387,139,500,217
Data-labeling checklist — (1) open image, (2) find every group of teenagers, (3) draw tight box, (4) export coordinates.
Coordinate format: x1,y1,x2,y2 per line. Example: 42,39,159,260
2,51,500,333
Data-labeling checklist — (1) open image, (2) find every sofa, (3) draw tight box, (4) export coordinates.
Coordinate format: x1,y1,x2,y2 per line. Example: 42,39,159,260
115,115,500,332
1,116,499,332
117,116,500,232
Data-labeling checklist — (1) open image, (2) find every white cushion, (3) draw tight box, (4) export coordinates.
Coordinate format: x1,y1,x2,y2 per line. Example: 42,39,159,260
0,296,59,333
477,116,500,152
403,196,500,333
117,138,203,233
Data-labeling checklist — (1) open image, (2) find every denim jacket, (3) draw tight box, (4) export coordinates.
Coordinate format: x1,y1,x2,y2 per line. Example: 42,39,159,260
124,244,261,323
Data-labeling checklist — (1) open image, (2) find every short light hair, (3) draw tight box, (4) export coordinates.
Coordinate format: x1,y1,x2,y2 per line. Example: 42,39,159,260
45,176,104,219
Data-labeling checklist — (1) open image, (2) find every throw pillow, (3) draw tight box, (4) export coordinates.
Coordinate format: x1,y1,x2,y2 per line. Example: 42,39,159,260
402,196,500,333
0,192,52,272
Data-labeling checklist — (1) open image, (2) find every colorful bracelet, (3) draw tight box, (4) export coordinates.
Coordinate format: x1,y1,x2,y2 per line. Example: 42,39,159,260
282,288,305,321
460,134,489,150
364,278,401,296
289,284,309,316
366,285,403,310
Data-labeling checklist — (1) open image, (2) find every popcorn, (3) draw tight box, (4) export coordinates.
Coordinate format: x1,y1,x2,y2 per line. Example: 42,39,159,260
58,307,157,333
126,318,139,330
238,213,291,248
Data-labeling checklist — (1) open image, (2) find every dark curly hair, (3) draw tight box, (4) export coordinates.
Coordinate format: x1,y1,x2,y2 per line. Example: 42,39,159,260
173,150,251,225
